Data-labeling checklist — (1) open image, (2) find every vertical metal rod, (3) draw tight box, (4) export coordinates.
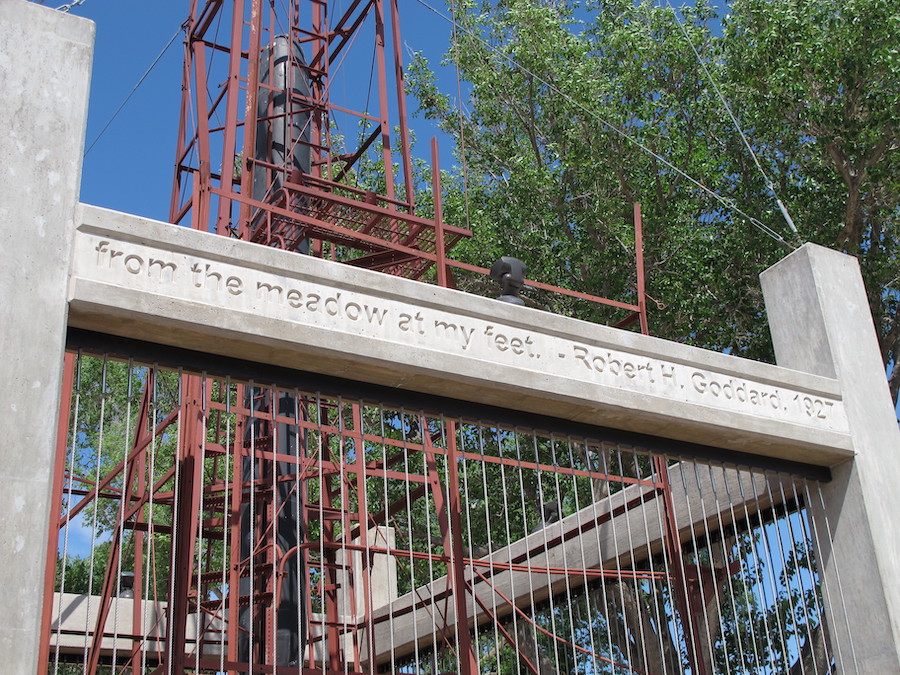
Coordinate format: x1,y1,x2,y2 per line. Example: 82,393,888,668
634,202,649,335
227,385,244,666
167,372,203,672
747,467,792,672
131,369,151,675
805,481,856,673
617,446,649,673
445,420,478,673
690,458,732,675
191,40,213,232
110,361,134,668
387,0,415,211
601,447,633,671
719,466,763,671
432,137,449,289
216,0,248,235
82,356,109,667
495,428,520,674
39,352,76,672
460,424,483,672
238,0,264,237
372,0,396,205
706,463,748,669
169,9,195,225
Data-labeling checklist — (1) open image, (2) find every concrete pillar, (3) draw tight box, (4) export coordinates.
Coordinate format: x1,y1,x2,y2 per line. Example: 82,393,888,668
761,243,900,672
0,1,94,671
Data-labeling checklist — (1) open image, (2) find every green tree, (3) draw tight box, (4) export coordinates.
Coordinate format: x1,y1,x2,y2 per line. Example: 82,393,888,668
408,0,899,394
723,0,899,396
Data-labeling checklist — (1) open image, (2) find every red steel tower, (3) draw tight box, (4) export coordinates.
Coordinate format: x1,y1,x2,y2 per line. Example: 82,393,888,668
43,1,653,673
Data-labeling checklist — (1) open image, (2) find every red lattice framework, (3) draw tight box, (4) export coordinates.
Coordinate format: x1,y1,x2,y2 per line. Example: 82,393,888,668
43,348,837,674
41,1,827,673
166,0,648,324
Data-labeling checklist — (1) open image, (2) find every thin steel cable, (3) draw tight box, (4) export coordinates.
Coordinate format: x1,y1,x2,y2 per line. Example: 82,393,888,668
676,459,716,671
195,374,208,673
648,457,688,675
315,393,326,675
357,402,376,670
449,0,472,233
221,376,232,673
747,467,792,672
564,438,601,674
293,389,304,670
53,351,82,675
420,417,440,666
439,417,465,675
706,463,749,670
733,466,779,674
631,449,670,675
791,481,834,671
412,0,796,249
763,475,810,675
494,428,521,674
719,466,764,671
665,0,799,235
775,480,817,675
166,368,186,675
336,399,352,674
601,446,634,670
510,431,536,674
617,447,651,674
478,425,503,670
805,481,857,674
111,360,136,668
399,408,423,669
549,436,580,671
83,24,185,158
588,444,617,669
377,406,399,671
82,355,109,667
460,424,483,672
532,435,562,671
208,5,227,125
142,366,162,675
689,459,733,675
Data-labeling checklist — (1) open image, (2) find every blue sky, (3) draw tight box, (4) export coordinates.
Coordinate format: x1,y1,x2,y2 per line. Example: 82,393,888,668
61,0,731,225
61,0,458,222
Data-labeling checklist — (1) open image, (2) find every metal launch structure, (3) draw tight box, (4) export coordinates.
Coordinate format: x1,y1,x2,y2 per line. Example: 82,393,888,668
42,2,838,674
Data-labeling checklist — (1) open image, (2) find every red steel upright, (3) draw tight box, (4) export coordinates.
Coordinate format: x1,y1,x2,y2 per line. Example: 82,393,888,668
166,1,476,670
169,0,469,279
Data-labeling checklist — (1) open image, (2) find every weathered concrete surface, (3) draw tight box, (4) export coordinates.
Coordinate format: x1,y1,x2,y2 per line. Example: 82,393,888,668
69,205,853,466
0,1,94,671
762,243,900,672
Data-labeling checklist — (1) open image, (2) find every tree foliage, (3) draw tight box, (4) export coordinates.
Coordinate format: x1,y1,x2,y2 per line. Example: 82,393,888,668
408,0,899,395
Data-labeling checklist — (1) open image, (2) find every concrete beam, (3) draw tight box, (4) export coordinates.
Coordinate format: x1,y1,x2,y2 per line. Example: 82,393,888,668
762,243,900,672
0,2,94,670
68,205,852,467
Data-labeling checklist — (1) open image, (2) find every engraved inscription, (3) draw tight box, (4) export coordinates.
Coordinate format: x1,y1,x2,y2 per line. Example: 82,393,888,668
76,233,848,433
95,240,178,282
